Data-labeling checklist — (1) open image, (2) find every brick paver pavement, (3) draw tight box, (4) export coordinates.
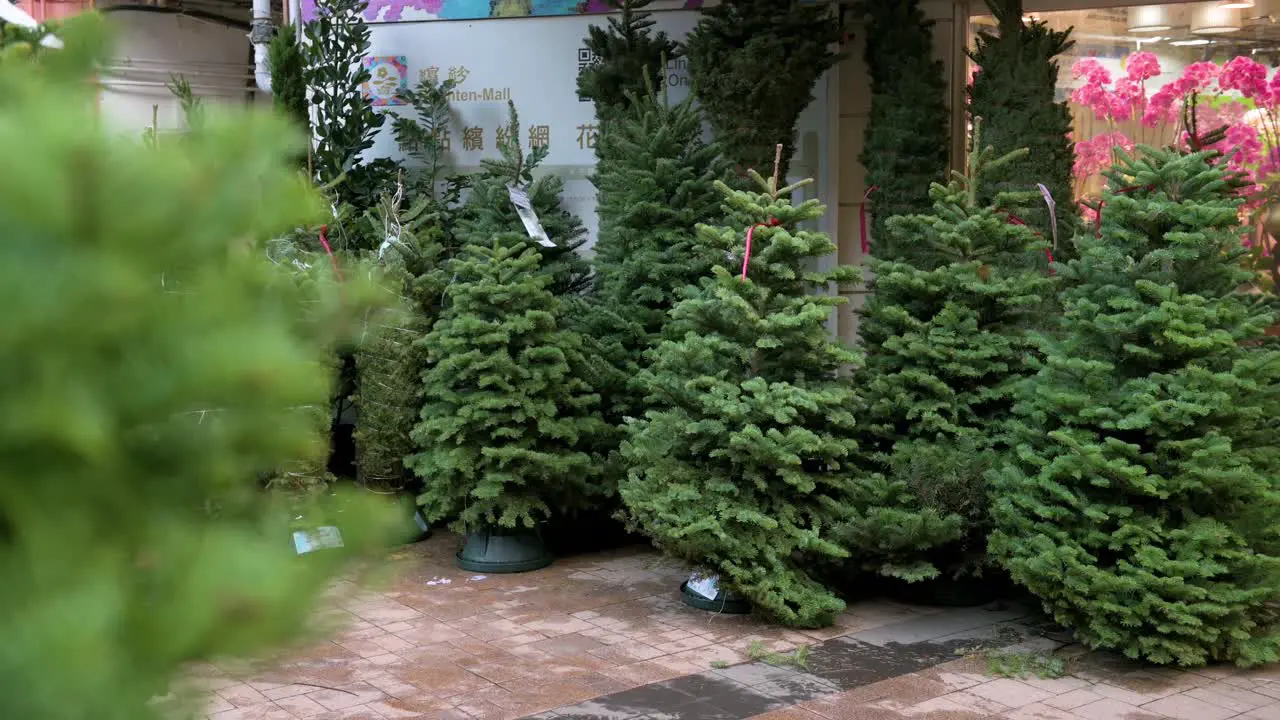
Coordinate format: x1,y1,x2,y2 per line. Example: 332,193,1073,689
188,533,946,719
748,644,1280,720
187,533,1280,720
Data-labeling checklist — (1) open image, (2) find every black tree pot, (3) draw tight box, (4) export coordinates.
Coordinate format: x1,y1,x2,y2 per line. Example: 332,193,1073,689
456,525,553,574
541,505,646,557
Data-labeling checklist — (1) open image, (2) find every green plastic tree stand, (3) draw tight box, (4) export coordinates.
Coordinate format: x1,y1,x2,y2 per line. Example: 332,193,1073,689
680,572,751,615
456,526,553,573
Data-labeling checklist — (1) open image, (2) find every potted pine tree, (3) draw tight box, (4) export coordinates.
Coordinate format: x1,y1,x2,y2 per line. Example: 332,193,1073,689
410,240,608,572
576,75,729,471
457,101,591,297
620,157,863,628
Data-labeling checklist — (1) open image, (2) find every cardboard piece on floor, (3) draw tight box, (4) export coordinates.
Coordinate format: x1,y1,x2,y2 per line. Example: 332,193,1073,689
292,526,344,555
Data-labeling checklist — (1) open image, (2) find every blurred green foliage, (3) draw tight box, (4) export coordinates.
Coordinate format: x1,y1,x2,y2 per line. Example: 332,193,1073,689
0,15,397,719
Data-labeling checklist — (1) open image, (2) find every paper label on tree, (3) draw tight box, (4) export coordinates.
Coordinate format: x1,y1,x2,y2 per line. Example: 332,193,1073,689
293,526,344,555
687,571,720,601
507,184,556,248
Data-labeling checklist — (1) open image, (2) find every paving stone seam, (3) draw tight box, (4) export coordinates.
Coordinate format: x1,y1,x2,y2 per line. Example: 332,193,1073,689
520,602,1034,720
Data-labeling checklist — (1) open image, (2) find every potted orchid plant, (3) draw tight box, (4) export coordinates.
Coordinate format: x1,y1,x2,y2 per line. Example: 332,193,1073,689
1070,52,1280,294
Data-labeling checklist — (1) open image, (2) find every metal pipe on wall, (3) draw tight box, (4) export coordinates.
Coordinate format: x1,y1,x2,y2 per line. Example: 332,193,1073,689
250,0,272,91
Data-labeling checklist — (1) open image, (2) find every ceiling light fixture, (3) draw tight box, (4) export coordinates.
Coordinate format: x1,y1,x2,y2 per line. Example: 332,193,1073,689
1218,0,1255,9
1171,38,1213,45
1128,5,1174,33
1190,3,1243,33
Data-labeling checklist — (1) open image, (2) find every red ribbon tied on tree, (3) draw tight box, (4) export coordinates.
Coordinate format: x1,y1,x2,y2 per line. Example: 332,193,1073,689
1089,184,1152,238
318,224,344,282
741,217,782,282
1004,212,1055,273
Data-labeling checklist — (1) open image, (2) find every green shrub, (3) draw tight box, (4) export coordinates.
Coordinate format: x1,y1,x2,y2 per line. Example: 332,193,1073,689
0,16,393,718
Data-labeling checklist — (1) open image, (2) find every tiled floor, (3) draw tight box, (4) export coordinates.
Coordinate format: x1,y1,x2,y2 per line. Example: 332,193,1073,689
191,533,949,720
190,533,1280,720
747,643,1280,720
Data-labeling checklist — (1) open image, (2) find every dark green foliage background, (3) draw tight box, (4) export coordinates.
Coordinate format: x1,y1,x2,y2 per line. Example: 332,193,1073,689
968,0,1076,256
858,0,951,260
685,0,843,182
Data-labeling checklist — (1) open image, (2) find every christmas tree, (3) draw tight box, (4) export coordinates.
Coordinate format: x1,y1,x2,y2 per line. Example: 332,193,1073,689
968,0,1075,252
684,0,842,181
577,0,677,127
619,163,862,628
989,147,1280,667
583,78,728,427
457,101,591,296
410,240,608,531
848,128,1052,581
391,73,468,208
355,76,464,491
0,16,392,718
859,0,950,259
268,24,308,134
354,190,447,490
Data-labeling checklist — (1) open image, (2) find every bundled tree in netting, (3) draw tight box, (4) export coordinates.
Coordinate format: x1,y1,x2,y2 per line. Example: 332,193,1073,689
581,78,729,431
0,16,393,719
685,0,843,182
354,76,465,491
410,241,609,531
989,147,1280,667
577,0,677,128
457,101,591,295
858,0,950,259
619,166,863,628
353,192,446,490
968,0,1075,254
846,126,1052,582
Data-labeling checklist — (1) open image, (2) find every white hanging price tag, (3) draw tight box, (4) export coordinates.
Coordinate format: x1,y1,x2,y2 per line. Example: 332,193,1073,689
507,184,557,248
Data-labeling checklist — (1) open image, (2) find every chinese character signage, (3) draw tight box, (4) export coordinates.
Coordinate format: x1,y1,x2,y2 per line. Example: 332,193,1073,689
358,7,832,252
